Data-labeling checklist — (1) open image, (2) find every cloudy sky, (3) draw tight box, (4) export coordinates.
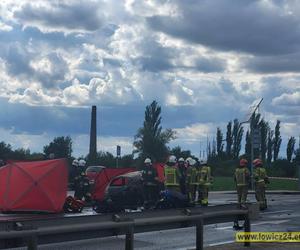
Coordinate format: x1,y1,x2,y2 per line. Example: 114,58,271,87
0,0,299,158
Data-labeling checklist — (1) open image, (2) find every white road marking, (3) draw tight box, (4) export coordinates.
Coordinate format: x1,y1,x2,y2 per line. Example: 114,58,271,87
263,210,292,214
175,240,236,250
216,219,290,230
208,240,235,246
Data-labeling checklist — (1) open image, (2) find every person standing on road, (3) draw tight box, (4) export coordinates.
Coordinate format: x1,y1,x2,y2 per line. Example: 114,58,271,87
164,155,180,193
186,157,198,203
74,159,91,202
198,160,213,206
141,158,159,208
253,158,269,210
177,157,187,195
233,158,250,230
234,159,250,208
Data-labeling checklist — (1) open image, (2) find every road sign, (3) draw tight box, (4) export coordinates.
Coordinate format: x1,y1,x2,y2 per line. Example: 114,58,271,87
117,145,121,157
252,128,261,149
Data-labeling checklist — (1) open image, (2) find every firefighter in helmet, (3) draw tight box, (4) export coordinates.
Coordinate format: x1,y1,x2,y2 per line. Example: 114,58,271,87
141,158,159,208
253,158,269,210
186,157,198,203
177,157,187,195
233,158,250,230
74,159,91,202
234,158,250,208
164,155,180,193
198,159,213,206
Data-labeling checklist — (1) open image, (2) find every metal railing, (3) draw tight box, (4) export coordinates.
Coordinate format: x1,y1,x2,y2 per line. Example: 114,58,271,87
0,203,258,250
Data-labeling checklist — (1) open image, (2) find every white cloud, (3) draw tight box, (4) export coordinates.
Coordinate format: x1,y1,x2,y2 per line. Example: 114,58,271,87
174,122,222,142
272,92,300,106
0,21,12,31
0,0,299,160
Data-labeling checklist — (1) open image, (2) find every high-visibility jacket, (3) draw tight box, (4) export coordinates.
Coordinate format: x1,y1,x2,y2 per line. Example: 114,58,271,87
234,167,250,186
199,166,212,186
164,165,179,186
187,166,198,185
254,167,268,183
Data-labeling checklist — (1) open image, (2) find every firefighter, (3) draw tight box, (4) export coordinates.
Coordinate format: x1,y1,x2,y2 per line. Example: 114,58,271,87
186,157,198,203
177,157,187,195
74,159,91,202
233,158,250,230
234,159,250,208
72,159,80,177
74,173,91,202
198,160,213,206
253,158,269,210
141,158,159,208
164,155,180,193
78,159,86,174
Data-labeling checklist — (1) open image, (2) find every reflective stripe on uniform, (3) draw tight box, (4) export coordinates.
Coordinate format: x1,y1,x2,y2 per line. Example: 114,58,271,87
254,167,267,183
235,168,248,185
199,166,211,185
188,167,198,185
164,166,179,186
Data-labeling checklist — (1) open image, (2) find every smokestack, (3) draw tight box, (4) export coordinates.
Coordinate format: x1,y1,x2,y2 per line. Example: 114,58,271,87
89,105,97,163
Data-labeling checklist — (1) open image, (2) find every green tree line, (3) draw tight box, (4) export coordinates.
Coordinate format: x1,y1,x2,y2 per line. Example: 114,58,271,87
1,100,299,177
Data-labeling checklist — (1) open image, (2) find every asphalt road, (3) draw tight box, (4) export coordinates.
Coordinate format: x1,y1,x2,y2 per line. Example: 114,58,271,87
16,193,300,250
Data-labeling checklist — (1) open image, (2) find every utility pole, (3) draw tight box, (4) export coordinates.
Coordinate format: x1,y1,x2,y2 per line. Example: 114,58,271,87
241,98,263,190
298,136,300,191
250,98,263,189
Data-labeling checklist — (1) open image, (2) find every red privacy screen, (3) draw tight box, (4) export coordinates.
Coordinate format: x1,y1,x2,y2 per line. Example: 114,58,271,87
0,159,68,213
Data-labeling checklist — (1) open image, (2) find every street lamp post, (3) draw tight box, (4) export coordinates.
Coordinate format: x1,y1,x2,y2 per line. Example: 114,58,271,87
250,122,254,190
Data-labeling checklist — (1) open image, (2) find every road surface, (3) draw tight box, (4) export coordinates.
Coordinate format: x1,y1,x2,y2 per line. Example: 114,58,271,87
16,192,300,250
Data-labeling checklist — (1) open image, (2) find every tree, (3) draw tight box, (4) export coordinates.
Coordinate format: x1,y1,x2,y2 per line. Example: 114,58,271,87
225,121,233,157
286,136,296,162
267,129,274,165
43,136,73,159
0,141,12,160
216,128,224,157
170,146,194,160
295,147,300,164
11,148,30,160
207,141,212,160
273,120,282,161
120,154,135,168
212,139,217,158
93,151,115,167
232,119,244,159
133,101,176,162
250,113,261,128
259,119,269,161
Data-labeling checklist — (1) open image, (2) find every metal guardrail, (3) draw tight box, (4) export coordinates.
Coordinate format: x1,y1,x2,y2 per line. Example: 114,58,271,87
0,203,258,250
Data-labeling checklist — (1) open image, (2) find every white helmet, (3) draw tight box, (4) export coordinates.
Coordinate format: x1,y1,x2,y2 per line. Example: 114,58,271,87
78,159,86,167
72,159,79,167
186,157,195,166
178,157,185,162
200,159,207,165
168,155,177,163
144,158,152,164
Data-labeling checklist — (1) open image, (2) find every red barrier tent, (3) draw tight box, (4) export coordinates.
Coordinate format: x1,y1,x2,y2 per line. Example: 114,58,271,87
92,164,166,202
0,159,68,213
